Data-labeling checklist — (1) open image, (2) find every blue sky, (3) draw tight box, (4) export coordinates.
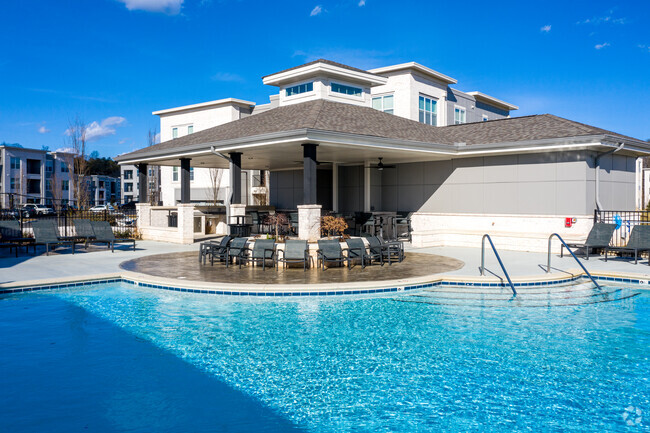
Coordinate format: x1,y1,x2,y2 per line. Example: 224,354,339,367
1,0,648,157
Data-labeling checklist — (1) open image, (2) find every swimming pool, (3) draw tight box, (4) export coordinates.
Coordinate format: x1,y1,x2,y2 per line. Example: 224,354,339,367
1,282,648,432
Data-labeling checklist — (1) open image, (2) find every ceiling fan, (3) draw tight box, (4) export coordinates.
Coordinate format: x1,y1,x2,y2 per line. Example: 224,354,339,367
367,157,396,171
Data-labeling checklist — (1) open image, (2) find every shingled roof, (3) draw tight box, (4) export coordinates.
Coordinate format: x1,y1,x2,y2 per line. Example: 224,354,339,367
117,99,644,160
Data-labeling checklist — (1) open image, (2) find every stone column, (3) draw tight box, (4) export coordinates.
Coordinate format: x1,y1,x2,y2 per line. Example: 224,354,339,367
298,204,322,242
176,203,195,244
135,203,151,228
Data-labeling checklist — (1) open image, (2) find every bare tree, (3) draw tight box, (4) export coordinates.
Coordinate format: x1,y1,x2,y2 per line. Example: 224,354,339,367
208,168,223,206
147,127,161,205
66,117,90,209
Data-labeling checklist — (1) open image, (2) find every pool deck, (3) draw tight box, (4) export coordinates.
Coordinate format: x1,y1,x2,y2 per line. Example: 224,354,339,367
2,241,650,292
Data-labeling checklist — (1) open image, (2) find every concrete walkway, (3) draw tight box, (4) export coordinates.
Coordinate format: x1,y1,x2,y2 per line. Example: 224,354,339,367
2,240,650,287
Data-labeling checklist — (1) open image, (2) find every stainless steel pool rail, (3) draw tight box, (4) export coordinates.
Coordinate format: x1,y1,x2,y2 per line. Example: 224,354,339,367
547,233,602,291
480,234,517,296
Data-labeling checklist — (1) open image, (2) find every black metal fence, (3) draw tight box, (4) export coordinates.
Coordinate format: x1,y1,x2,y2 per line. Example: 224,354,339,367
0,209,138,239
594,210,650,247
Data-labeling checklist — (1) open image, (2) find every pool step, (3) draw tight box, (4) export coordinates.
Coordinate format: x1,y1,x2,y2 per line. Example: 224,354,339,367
398,284,641,307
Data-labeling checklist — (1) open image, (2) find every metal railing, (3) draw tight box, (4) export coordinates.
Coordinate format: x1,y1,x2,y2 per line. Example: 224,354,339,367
594,210,650,247
547,233,602,291
480,234,517,296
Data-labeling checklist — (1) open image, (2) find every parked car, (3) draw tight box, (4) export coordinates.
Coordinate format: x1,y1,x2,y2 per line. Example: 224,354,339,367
89,204,117,213
0,209,20,219
22,204,55,216
120,201,136,211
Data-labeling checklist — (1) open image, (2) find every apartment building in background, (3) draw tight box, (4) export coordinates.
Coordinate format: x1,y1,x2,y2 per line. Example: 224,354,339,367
0,145,75,208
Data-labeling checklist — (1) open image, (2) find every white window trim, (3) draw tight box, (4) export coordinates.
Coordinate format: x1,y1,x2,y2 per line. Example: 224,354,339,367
454,106,467,125
419,94,439,126
372,93,395,113
283,80,315,100
329,80,364,100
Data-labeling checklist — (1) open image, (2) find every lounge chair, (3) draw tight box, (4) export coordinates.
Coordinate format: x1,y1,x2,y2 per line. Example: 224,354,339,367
0,220,35,254
31,220,75,255
378,236,405,263
241,238,276,270
562,223,616,260
605,225,650,265
393,212,413,241
276,240,309,271
89,220,136,252
73,219,97,249
225,237,249,268
316,239,349,270
344,238,369,268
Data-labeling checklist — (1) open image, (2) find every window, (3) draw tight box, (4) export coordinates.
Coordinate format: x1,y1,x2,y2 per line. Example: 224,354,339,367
124,183,133,192
123,170,133,180
454,107,467,125
46,159,53,173
187,125,194,134
418,95,438,126
285,82,313,97
46,180,52,191
10,157,20,170
372,95,394,114
173,166,193,181
172,127,178,139
61,162,69,172
10,178,19,190
62,180,69,191
482,115,489,122
331,83,362,96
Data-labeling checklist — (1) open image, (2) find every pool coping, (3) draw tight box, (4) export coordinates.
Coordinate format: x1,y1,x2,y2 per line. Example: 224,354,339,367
2,268,650,296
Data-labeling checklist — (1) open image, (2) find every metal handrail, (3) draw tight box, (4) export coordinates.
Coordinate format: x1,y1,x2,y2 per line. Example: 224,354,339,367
480,234,517,296
547,233,602,291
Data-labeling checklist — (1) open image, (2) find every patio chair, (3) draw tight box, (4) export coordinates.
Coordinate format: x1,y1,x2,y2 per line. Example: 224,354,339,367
73,219,97,249
199,236,231,265
393,212,413,242
344,238,369,269
276,240,309,271
240,238,276,270
31,220,75,256
316,239,349,270
89,220,136,252
605,225,650,265
378,235,405,263
0,220,35,254
367,236,403,265
562,223,616,260
289,212,299,234
225,237,249,268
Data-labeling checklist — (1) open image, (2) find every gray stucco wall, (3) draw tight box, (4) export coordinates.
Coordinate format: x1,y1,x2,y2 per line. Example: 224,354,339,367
446,89,509,124
380,151,636,215
269,169,332,210
269,151,637,215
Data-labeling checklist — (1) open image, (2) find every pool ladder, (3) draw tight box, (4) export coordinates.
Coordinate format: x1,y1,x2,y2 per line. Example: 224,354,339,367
546,233,602,291
480,234,517,296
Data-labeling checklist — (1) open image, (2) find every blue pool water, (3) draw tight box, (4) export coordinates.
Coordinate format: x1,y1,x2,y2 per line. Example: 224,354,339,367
1,283,649,432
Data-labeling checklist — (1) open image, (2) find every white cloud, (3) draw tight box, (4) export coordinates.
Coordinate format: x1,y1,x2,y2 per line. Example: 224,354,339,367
310,5,322,16
595,42,610,50
540,25,551,33
358,0,366,6
577,10,627,25
38,125,50,134
211,72,245,82
154,132,161,144
55,147,78,155
116,0,183,14
638,44,650,53
66,116,127,142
